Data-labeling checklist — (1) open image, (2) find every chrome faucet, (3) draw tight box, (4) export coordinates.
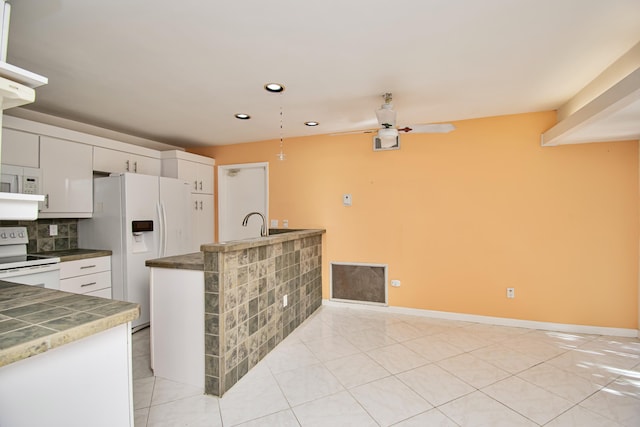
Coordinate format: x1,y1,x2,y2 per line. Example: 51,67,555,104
242,212,267,237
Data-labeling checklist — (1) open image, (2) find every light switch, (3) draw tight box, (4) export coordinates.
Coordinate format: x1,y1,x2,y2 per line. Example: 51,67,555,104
270,219,279,227
343,194,352,206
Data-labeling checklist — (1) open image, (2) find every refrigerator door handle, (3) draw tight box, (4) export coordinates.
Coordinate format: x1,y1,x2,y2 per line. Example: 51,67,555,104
160,202,168,257
157,202,165,257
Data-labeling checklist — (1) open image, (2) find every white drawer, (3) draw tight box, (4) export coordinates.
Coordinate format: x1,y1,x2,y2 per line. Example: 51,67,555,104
60,256,111,279
83,287,112,299
60,271,111,294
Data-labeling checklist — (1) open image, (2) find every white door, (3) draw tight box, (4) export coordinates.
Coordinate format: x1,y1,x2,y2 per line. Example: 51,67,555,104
218,162,268,242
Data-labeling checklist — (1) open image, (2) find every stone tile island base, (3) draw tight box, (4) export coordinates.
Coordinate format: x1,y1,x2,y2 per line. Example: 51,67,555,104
201,229,325,396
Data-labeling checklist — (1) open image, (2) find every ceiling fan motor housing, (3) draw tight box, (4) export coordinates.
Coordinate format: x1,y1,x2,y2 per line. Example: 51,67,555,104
375,102,397,128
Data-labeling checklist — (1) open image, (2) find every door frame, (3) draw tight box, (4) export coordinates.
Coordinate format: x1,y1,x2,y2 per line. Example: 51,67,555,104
217,162,269,242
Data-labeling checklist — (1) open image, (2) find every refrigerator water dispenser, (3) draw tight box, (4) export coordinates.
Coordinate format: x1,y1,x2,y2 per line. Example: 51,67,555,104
132,220,154,253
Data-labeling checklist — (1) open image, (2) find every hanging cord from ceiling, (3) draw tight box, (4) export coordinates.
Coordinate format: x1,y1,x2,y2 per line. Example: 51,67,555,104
276,105,286,161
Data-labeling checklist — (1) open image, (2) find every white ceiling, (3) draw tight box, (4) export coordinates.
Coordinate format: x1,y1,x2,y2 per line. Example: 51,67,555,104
5,0,640,148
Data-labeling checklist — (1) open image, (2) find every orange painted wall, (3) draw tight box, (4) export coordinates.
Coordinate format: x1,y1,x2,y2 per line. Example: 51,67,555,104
190,111,639,329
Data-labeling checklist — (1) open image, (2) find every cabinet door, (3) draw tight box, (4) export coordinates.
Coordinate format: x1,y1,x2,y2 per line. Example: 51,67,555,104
39,136,93,217
1,128,39,168
94,147,139,174
133,154,161,176
191,194,214,251
93,146,130,174
162,158,214,194
94,147,161,175
195,163,214,194
178,161,200,193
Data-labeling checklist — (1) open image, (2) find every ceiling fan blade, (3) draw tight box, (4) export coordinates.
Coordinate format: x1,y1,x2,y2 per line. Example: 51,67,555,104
398,123,456,134
329,128,377,136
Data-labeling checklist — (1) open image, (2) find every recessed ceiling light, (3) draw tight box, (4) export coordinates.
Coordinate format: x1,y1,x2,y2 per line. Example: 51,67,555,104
235,113,251,120
264,83,285,93
304,121,319,126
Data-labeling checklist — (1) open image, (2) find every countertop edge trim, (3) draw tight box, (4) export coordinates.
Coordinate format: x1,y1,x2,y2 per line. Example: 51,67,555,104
0,306,139,368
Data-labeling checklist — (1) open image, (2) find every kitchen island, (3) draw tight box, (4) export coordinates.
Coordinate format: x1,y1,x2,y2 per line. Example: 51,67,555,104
0,280,139,427
146,228,324,396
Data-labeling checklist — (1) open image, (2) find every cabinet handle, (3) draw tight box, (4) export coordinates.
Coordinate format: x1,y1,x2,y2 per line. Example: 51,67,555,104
194,201,198,210
134,161,138,173
45,194,49,209
199,201,203,210
194,180,198,191
126,160,130,172
199,181,203,190
80,264,97,269
80,282,97,287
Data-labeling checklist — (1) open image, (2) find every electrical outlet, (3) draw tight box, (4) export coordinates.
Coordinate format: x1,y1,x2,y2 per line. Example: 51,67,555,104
270,219,278,227
283,294,288,307
506,288,515,299
49,224,58,236
391,280,401,287
282,220,289,228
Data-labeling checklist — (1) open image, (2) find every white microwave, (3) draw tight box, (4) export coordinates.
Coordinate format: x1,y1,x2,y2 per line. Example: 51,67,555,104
0,164,41,194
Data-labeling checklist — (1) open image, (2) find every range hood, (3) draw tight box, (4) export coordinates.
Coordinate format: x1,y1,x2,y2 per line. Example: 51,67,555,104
0,192,44,220
0,74,35,109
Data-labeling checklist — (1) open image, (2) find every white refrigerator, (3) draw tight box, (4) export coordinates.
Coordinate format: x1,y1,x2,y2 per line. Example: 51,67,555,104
78,173,191,329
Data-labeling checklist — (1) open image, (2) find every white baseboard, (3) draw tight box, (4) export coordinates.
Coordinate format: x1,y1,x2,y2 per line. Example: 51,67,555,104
322,299,639,338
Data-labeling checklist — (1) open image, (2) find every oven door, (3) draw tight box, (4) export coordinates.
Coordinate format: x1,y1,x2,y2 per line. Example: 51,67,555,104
0,263,60,289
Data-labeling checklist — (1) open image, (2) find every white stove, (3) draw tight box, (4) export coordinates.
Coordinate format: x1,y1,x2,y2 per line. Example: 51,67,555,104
0,226,60,288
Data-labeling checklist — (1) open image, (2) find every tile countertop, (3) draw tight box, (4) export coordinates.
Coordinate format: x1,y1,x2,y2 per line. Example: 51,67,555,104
145,252,204,270
144,230,326,270
201,229,326,253
35,248,112,262
0,281,139,368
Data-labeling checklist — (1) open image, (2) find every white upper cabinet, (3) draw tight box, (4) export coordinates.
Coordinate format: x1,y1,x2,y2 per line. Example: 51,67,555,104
190,193,214,251
93,146,161,175
162,150,215,248
161,151,214,194
1,128,39,167
39,136,93,218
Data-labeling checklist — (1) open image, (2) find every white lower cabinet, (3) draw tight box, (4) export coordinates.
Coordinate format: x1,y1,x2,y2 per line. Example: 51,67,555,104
60,256,112,297
0,323,134,427
150,267,204,388
84,287,113,298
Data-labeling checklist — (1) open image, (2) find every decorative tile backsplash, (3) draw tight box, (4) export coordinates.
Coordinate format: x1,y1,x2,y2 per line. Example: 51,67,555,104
203,233,323,396
0,219,79,252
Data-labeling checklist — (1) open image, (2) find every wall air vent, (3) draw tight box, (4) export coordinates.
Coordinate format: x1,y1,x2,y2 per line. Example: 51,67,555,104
330,262,388,306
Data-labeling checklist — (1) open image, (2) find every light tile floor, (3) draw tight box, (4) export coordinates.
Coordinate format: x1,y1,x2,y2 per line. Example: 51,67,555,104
132,305,640,426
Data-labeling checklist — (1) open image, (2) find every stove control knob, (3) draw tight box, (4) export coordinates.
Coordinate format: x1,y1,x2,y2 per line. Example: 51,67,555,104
18,231,25,238
0,233,6,239
9,232,15,238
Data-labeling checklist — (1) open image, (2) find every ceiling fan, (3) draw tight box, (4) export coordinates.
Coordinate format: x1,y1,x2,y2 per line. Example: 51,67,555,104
335,92,455,149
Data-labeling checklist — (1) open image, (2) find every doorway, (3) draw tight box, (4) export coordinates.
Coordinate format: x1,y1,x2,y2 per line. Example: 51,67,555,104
217,162,268,242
